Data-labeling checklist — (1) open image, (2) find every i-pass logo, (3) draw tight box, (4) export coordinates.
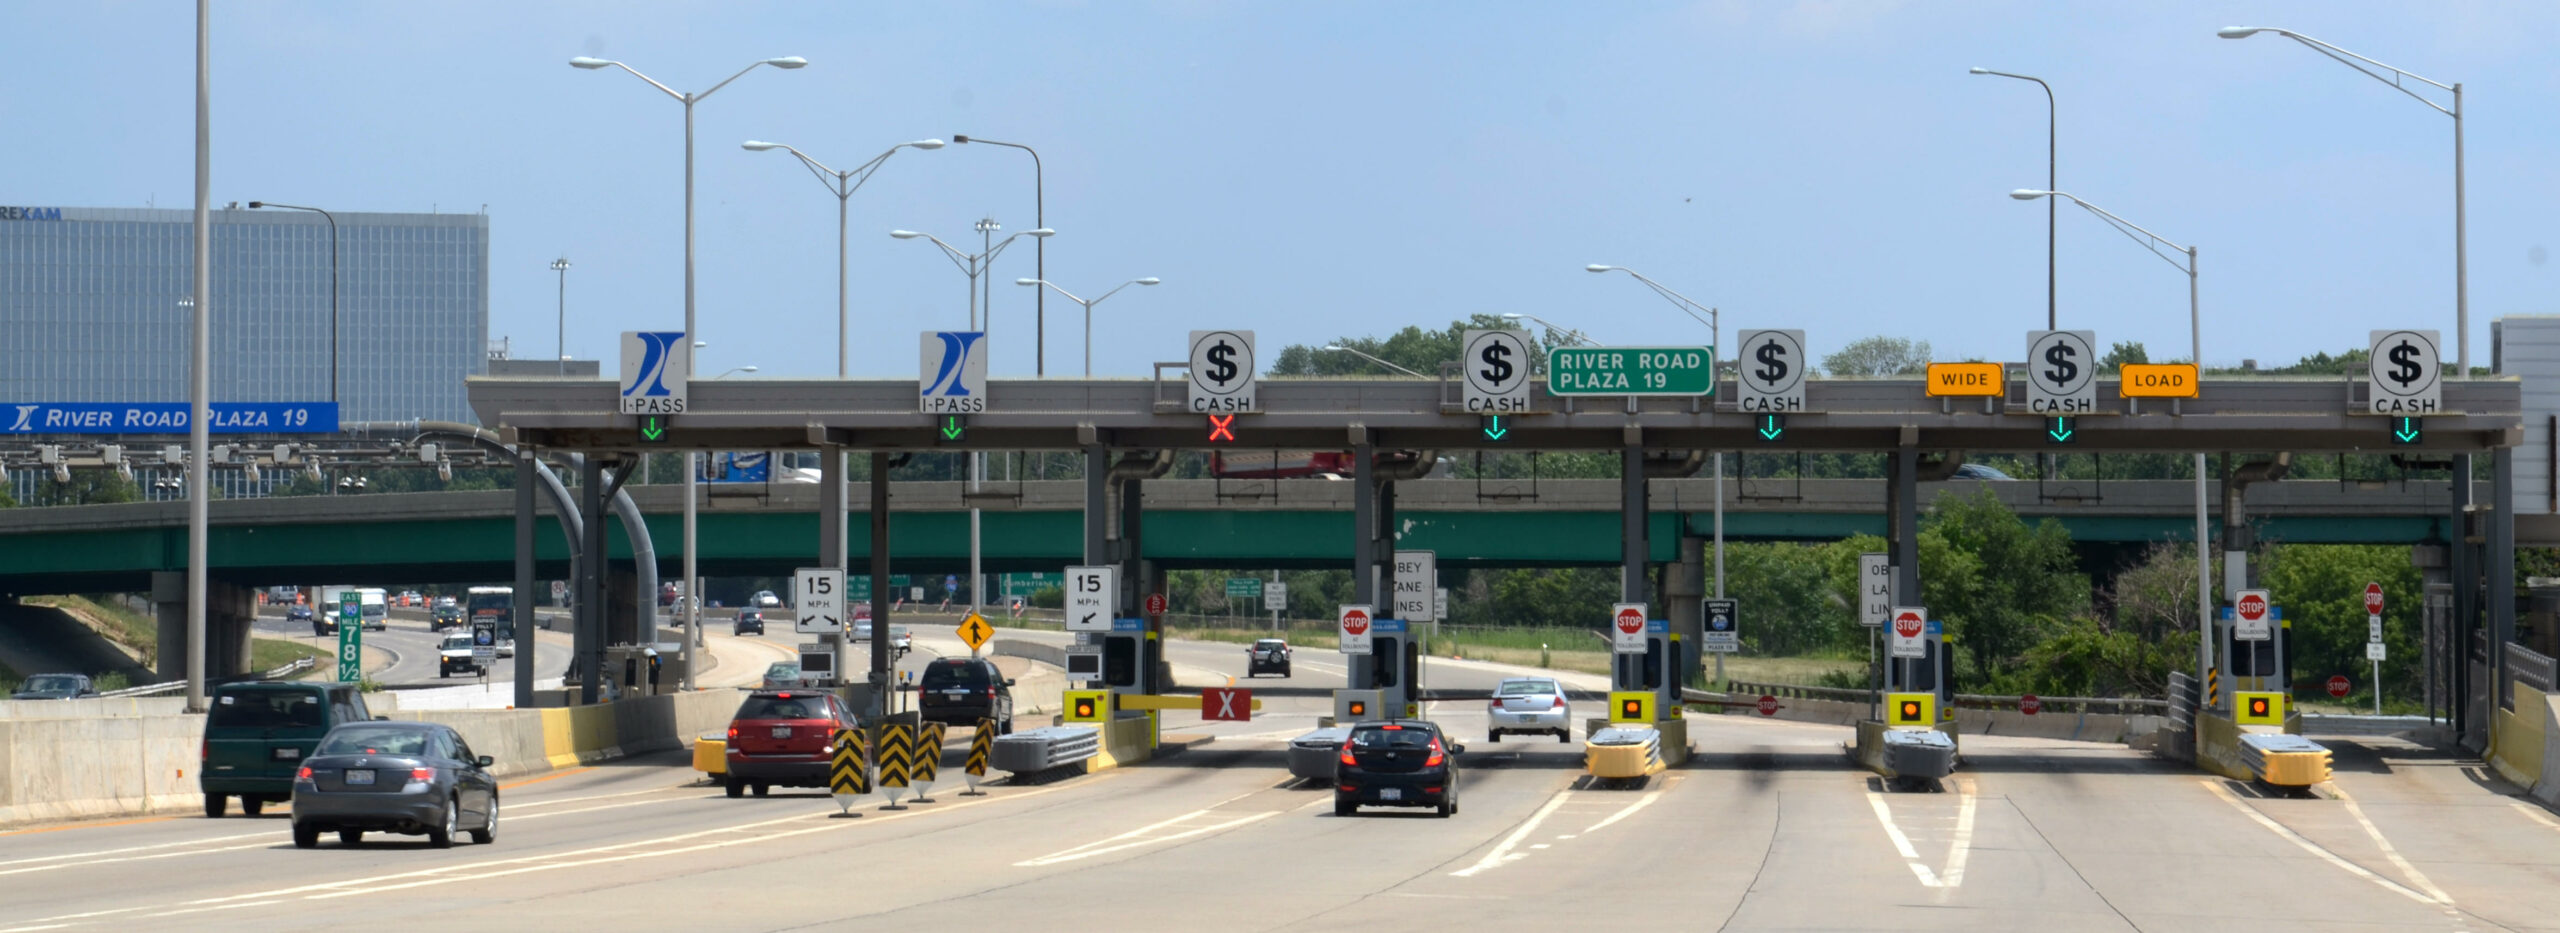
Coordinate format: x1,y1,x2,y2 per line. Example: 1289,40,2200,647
919,331,988,414
619,331,689,415
10,406,35,432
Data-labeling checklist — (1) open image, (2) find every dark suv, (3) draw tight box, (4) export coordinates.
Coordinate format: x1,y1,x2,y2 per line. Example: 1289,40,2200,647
918,658,1014,734
733,609,765,636
202,681,376,817
430,605,464,631
723,690,857,798
1246,638,1292,677
1334,720,1462,817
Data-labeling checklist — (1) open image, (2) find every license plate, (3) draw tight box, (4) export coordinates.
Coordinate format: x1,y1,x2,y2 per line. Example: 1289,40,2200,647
771,726,792,739
945,690,969,697
1379,788,1402,801
345,769,375,785
272,747,300,760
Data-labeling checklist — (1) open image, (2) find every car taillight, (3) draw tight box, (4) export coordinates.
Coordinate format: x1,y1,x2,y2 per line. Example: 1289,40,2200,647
986,687,998,698
1339,745,1357,767
1551,696,1565,709
726,726,739,741
200,739,210,761
410,768,435,781
1424,738,1444,768
296,766,312,780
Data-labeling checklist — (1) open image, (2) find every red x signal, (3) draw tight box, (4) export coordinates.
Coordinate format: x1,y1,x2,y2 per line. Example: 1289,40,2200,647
1206,414,1236,443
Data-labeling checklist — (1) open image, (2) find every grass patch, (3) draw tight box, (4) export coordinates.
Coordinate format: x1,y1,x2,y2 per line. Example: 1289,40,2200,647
251,639,328,677
22,594,158,667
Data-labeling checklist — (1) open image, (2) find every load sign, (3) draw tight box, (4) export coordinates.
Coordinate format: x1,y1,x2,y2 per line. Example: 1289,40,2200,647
1461,329,1533,413
1338,604,1375,656
1889,607,1927,659
2025,330,2096,414
1734,330,1807,413
1611,603,1648,655
2367,329,2441,415
1188,330,1258,413
2234,589,2272,641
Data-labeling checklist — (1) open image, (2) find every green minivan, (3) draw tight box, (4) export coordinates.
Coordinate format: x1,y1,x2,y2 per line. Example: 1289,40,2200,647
200,681,376,817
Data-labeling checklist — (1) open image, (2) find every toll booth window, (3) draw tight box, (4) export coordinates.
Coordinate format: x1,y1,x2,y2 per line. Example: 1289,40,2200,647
1103,638,1137,686
1372,638,1402,688
1643,639,1665,689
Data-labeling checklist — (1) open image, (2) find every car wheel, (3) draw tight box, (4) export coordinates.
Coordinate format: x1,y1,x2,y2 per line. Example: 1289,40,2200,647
752,783,770,797
1488,731,1501,744
1437,800,1453,818
439,668,450,679
427,795,457,848
203,793,226,818
242,797,264,817
1334,800,1357,817
292,822,320,849
340,829,363,846
469,795,497,845
1557,730,1570,744
724,777,743,799
999,716,1014,736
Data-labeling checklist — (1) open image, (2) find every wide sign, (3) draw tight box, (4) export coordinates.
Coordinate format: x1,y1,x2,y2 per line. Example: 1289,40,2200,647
1733,330,1808,413
1924,362,2004,397
1460,329,1534,413
1611,603,1648,654
1547,347,1714,397
1338,605,1375,656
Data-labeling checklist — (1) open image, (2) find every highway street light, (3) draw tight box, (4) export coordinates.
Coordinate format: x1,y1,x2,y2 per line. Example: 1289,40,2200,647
1968,67,2057,330
571,52,801,695
550,257,571,376
246,202,341,406
1017,277,1160,376
1499,312,1596,348
1321,344,1427,378
2008,187,2209,707
1587,265,1726,632
710,365,758,379
741,138,944,378
2218,25,2467,375
953,135,1050,375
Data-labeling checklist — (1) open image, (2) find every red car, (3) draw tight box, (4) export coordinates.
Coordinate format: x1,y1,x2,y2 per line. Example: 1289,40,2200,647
722,690,857,798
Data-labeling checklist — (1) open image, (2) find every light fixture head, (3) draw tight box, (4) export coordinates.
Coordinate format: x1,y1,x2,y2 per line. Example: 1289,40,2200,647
1026,228,1056,238
909,139,946,150
693,339,708,348
2009,189,2053,200
2216,26,2265,38
741,140,782,151
1968,67,1990,74
247,201,267,208
741,365,759,373
889,230,922,239
1585,264,1614,273
952,135,972,144
1323,345,1347,351
763,56,808,69
1500,313,1526,320
1136,277,1161,285
568,56,614,69
1015,278,1041,286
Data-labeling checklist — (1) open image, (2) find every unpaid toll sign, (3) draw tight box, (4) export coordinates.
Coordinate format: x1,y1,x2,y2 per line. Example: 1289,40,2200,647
1461,329,1533,413
1889,607,1927,659
1338,604,1375,656
1734,330,1807,413
2026,330,2096,414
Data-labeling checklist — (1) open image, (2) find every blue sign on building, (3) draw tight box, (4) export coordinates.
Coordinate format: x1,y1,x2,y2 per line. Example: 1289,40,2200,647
1,402,339,435
699,451,771,483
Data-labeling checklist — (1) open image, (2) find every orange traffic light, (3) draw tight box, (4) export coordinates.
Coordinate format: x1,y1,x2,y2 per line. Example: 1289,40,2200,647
1347,700,1368,717
2249,698,2270,717
1620,699,1642,717
1900,701,1922,719
1073,698,1097,719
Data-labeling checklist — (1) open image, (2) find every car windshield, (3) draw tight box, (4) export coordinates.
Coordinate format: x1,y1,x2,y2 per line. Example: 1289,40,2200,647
206,690,327,729
737,696,831,720
1255,641,1286,650
920,662,990,688
1350,726,1435,748
23,675,80,692
441,635,472,650
762,663,799,679
317,726,433,757
1497,680,1558,696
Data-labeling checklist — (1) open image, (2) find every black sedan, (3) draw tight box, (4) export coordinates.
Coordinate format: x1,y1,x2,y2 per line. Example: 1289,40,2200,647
10,673,95,700
291,721,499,848
1335,720,1462,817
733,609,765,636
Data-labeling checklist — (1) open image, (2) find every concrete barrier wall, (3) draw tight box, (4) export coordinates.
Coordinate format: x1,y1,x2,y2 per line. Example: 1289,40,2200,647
0,697,191,720
0,688,742,827
1695,696,2161,745
2489,681,2554,795
993,638,1066,668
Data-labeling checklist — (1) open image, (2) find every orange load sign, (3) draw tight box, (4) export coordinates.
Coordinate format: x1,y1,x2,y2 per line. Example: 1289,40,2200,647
1924,363,2005,397
2119,363,2199,398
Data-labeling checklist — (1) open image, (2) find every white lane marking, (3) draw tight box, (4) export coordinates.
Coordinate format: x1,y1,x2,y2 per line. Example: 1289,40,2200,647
0,832,270,869
1450,791,1572,878
0,841,276,878
134,901,281,920
1865,777,1976,889
2507,800,2560,831
507,787,680,809
509,795,695,823
0,924,72,932
1012,811,1277,867
2201,779,2439,907
1580,791,1662,835
2332,785,2456,907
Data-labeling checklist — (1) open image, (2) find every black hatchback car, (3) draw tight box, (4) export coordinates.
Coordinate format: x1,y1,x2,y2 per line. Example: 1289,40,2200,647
733,609,765,636
918,657,1014,734
1335,720,1462,817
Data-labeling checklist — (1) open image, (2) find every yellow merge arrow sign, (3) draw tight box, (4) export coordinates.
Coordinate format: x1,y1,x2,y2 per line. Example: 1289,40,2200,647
958,613,992,652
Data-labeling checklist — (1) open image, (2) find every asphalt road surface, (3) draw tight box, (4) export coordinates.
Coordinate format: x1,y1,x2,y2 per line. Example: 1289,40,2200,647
8,629,2559,931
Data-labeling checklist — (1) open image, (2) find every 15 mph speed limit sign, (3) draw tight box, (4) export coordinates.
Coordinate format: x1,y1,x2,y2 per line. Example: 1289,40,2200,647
1461,329,1532,413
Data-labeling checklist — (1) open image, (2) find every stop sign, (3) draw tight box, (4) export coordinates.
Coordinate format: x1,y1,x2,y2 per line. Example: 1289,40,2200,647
2237,592,2268,622
1615,607,1646,635
1756,695,1779,716
2328,675,2351,698
1341,609,1370,636
2364,583,2384,616
1145,593,1168,615
2020,694,2042,716
1893,611,1924,640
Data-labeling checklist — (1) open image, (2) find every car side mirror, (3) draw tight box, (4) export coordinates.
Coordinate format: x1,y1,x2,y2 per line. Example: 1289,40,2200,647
476,755,494,768
1003,679,1016,687
1447,743,1465,754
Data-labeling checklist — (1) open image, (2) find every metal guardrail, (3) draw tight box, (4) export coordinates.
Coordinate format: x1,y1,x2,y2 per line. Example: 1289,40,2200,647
990,725,1101,774
93,656,319,699
2506,642,2556,697
1706,680,2169,716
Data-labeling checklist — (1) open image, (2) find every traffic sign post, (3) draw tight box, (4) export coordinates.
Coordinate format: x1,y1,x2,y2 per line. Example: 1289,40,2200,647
1188,330,1258,413
957,613,993,654
2365,583,2385,617
1701,598,1739,654
2234,589,2272,641
1145,592,1167,616
1610,603,1648,655
1756,695,1779,717
2020,694,2042,716
1734,330,1808,413
1224,577,1262,601
1460,329,1533,413
1337,605,1375,656
794,567,844,635
470,618,497,663
618,331,689,415
1065,566,1116,632
1263,581,1288,612
1392,550,1436,622
2367,329,2442,416
2327,675,2352,699
919,331,989,414
1888,607,1927,660
337,595,362,682
2025,330,2097,414
1548,347,1715,397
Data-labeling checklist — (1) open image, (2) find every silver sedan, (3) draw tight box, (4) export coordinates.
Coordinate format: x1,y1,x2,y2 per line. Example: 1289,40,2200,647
291,721,498,849
1487,677,1573,743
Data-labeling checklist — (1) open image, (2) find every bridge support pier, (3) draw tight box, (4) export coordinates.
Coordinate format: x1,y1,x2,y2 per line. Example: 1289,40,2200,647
1669,537,1705,687
514,450,536,707
154,571,250,682
1351,436,1375,694
575,456,604,704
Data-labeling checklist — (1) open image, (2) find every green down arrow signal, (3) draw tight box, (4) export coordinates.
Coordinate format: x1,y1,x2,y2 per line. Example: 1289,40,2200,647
1483,415,1508,441
2047,417,2075,443
940,416,966,441
2395,417,2421,444
1757,415,1784,441
639,416,667,442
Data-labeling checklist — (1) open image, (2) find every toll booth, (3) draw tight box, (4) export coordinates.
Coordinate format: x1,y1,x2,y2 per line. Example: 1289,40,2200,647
1609,621,1684,719
1100,618,1153,696
1367,619,1417,720
1884,619,1954,726
2214,605,2288,703
1859,619,1957,781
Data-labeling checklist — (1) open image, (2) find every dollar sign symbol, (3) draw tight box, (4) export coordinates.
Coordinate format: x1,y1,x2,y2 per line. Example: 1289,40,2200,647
1206,341,1238,386
2387,341,2423,387
1479,342,1513,384
2043,343,2079,386
1755,342,1790,384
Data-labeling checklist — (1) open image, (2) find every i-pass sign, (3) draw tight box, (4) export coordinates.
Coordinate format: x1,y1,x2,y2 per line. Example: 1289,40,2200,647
1611,603,1647,655
1889,607,1927,659
1339,605,1375,656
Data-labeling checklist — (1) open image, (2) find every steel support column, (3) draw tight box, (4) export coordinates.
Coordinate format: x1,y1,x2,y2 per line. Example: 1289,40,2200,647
513,451,537,708
1615,441,1648,692
820,445,847,683
2451,454,2476,742
1351,436,1376,691
1889,447,1920,693
1083,445,1109,565
576,456,605,704
867,452,893,718
2493,451,2516,716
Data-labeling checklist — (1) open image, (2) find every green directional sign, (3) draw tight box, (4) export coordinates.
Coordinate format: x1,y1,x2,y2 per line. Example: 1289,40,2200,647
849,574,912,601
638,414,670,444
336,595,362,682
1546,346,1715,397
1225,577,1263,599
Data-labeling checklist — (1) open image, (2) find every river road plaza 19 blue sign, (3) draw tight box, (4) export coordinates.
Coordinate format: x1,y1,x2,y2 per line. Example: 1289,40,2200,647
2,402,340,435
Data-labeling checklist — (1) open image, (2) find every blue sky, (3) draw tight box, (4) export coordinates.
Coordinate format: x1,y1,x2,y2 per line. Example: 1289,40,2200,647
14,1,2558,379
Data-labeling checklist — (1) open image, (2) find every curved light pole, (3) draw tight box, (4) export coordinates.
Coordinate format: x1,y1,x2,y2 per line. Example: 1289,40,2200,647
1585,264,1725,612
709,365,759,379
550,257,571,375
246,202,339,405
2011,188,2211,709
2218,26,2465,376
1321,344,1427,377
1969,68,2056,329
1498,312,1597,348
1017,277,1159,376
571,53,803,693
953,136,1045,374
742,138,945,377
